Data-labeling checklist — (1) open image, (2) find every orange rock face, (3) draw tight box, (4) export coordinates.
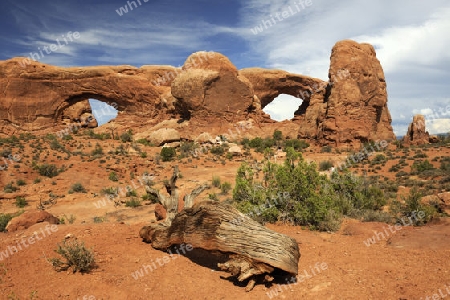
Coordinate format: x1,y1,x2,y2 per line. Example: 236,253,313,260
0,40,396,147
319,40,395,147
402,114,430,146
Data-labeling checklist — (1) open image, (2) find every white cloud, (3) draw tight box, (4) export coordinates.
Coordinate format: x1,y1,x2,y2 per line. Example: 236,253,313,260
426,119,450,134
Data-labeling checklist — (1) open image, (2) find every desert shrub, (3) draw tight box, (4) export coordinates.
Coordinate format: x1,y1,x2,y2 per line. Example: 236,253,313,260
120,130,133,143
48,238,95,273
273,130,283,141
93,216,106,223
319,160,334,171
3,182,18,193
321,145,332,153
35,163,59,178
101,187,118,196
16,179,26,186
208,193,218,201
212,176,221,188
1,148,12,158
371,154,386,164
125,188,137,197
395,171,409,178
233,147,341,230
248,137,276,153
179,142,197,157
160,147,176,162
232,146,392,232
14,196,28,208
440,157,450,173
210,144,227,156
87,130,111,140
125,198,141,207
69,183,87,194
91,143,103,156
411,160,434,174
142,193,158,204
0,213,13,232
220,182,232,194
390,187,436,226
108,171,119,182
283,139,309,151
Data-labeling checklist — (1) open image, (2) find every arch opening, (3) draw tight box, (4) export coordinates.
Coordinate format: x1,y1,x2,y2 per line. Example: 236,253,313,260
89,99,118,126
262,94,306,122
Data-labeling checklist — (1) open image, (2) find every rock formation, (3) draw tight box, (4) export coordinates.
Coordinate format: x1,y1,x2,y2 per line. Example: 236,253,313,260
402,114,430,146
6,210,59,232
0,40,396,147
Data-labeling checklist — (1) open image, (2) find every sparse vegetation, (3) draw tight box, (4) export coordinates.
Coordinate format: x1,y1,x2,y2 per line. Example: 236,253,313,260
319,160,334,171
160,147,176,162
212,176,221,188
0,213,13,232
109,171,119,182
220,182,232,194
125,198,141,207
14,196,28,208
34,163,59,178
48,238,95,273
69,183,87,194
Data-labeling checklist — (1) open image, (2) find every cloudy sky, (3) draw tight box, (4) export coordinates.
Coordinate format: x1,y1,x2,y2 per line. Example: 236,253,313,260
0,0,449,134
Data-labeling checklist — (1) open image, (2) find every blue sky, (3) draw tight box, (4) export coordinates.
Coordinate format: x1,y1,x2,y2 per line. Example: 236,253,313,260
1,0,449,134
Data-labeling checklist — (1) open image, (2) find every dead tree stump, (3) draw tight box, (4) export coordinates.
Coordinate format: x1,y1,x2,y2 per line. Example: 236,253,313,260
139,166,300,291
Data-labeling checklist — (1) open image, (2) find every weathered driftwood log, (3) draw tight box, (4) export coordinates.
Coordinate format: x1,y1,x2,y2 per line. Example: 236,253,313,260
140,201,300,290
140,166,300,291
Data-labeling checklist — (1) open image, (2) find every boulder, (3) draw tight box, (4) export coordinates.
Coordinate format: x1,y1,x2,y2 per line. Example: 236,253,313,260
148,128,181,146
429,135,440,143
228,145,242,155
6,210,59,232
195,132,213,143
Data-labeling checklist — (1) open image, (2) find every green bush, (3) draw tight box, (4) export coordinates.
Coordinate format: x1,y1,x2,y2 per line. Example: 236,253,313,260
321,145,332,153
220,182,232,194
101,187,118,196
210,144,227,156
232,147,389,231
0,213,13,232
212,176,221,188
15,196,28,208
283,139,309,151
136,139,152,146
3,182,18,193
48,238,95,273
125,188,137,197
120,130,133,143
69,183,87,194
35,163,59,178
273,130,283,141
371,154,386,164
319,160,334,171
109,171,119,182
125,198,141,208
160,147,176,162
411,160,434,174
390,187,436,226
16,179,26,186
91,143,103,156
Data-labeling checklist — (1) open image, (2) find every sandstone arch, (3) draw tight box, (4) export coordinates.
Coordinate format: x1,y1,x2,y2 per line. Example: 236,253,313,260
0,58,169,134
